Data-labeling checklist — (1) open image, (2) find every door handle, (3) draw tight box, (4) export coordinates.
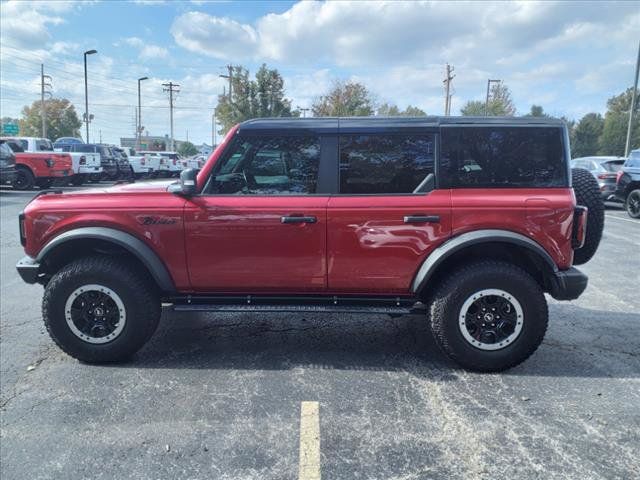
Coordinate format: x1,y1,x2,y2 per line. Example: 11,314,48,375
281,215,317,224
404,215,440,223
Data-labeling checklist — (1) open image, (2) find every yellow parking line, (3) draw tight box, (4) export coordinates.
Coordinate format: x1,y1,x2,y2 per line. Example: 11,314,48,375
298,401,321,480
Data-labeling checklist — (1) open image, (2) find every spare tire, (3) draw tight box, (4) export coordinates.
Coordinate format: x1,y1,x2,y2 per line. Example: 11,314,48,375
571,168,604,265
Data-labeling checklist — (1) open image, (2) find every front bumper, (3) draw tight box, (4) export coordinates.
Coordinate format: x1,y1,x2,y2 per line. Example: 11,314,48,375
16,256,40,284
549,267,588,300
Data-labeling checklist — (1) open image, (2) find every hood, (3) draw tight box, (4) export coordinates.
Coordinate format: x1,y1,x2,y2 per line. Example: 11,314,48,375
66,180,176,195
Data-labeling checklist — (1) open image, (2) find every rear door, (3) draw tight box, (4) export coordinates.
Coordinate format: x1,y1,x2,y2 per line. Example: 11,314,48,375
184,132,333,293
327,131,452,294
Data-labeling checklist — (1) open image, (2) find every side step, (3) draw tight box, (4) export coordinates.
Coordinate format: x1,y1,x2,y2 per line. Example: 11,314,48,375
170,295,425,315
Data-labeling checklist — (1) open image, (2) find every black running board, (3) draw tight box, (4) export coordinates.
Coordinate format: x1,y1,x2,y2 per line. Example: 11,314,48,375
169,295,425,315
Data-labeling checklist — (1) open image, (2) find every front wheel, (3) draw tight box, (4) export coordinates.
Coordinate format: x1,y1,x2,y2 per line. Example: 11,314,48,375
625,189,640,219
429,261,548,372
42,256,161,362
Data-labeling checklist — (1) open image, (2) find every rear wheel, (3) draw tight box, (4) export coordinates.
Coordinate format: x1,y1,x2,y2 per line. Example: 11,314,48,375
42,256,161,362
429,261,548,372
625,189,640,219
12,167,35,190
571,168,604,265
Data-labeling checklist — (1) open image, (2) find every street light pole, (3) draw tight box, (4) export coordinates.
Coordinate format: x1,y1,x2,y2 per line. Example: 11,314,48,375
137,76,149,151
83,49,97,142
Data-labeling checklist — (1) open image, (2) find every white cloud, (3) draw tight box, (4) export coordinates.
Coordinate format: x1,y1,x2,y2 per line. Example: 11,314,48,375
0,0,66,49
123,37,169,60
171,12,257,60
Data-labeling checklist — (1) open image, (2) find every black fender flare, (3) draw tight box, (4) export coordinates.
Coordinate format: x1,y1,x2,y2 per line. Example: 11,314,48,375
411,229,558,294
36,226,175,292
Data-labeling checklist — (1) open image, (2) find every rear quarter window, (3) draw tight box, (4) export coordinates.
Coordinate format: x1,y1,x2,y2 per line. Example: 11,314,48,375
439,126,568,188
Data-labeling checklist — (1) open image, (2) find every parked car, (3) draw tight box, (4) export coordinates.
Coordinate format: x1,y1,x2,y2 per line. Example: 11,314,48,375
0,140,17,185
1,136,55,153
53,144,103,185
181,155,206,171
117,147,153,179
136,151,170,177
613,149,640,218
156,151,182,177
2,139,72,189
53,137,84,148
106,146,133,180
571,156,625,200
15,117,604,372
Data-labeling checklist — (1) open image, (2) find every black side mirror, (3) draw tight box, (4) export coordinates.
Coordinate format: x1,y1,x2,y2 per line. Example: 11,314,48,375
178,168,197,196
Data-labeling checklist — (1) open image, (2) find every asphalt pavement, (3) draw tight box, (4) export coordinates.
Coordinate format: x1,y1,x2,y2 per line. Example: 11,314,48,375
1,186,639,480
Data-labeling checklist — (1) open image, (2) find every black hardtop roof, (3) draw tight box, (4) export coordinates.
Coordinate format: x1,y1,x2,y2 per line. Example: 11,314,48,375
238,116,565,133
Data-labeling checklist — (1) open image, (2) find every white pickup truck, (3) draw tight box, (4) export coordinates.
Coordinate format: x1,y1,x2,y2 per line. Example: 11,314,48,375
116,147,153,179
136,150,170,178
7,137,102,185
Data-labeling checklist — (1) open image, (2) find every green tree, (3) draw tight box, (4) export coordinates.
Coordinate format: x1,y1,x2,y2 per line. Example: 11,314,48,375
18,98,81,140
178,141,198,157
377,103,427,116
525,105,548,117
461,83,516,116
572,113,604,157
215,64,296,134
312,81,375,117
599,88,639,156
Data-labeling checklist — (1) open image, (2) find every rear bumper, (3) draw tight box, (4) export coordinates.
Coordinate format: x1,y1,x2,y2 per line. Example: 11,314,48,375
16,256,40,284
78,165,103,175
549,267,588,300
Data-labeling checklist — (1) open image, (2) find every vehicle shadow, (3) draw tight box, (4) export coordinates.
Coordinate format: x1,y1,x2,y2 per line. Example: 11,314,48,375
124,303,640,379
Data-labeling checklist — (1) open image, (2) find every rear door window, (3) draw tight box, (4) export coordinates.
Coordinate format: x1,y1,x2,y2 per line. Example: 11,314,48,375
439,126,567,188
339,134,435,194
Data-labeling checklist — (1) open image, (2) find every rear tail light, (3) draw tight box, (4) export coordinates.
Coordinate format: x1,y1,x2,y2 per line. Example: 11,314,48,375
571,206,588,250
79,155,86,165
173,159,177,165
616,171,624,183
597,173,615,180
141,157,145,165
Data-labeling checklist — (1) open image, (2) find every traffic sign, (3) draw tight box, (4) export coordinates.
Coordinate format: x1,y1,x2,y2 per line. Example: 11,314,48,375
1,123,19,135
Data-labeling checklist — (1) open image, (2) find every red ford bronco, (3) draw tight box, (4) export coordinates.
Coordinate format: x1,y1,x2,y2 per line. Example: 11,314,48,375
16,117,604,372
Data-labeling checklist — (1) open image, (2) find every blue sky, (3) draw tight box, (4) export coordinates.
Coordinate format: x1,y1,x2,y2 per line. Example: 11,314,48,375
1,0,638,145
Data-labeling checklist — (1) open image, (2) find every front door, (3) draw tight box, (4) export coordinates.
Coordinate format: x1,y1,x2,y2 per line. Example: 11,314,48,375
184,133,329,293
327,132,452,294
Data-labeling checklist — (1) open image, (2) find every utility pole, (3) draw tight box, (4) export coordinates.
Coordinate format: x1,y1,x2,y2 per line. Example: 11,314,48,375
219,65,233,100
485,79,501,116
297,106,310,118
99,130,102,143
162,82,180,152
40,64,52,137
212,111,216,147
137,77,148,150
625,41,640,157
83,49,97,142
443,64,455,116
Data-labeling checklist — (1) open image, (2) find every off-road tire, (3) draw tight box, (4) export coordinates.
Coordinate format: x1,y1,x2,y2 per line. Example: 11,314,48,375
12,166,35,190
42,255,161,363
571,167,604,265
429,261,548,372
625,189,640,219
